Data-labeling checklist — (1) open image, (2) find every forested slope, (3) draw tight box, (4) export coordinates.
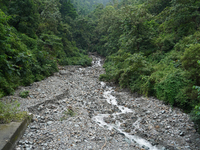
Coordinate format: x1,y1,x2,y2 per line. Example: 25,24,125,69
0,0,92,98
73,0,200,130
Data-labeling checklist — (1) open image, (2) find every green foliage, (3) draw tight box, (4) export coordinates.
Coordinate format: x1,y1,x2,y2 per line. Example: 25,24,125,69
19,91,29,98
191,104,200,131
153,67,189,106
60,106,75,121
101,52,152,91
8,0,39,38
59,54,92,66
0,0,92,98
60,0,78,20
181,44,200,84
191,61,200,131
70,0,110,16
153,33,175,52
0,100,27,124
66,108,75,116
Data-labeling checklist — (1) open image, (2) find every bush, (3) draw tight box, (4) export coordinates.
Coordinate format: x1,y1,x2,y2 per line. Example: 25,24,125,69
100,52,152,92
59,55,92,66
191,61,200,132
19,90,29,98
181,44,200,85
154,67,190,106
147,49,193,109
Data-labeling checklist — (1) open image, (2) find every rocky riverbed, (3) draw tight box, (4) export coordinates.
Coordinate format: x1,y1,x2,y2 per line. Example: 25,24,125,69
3,54,200,150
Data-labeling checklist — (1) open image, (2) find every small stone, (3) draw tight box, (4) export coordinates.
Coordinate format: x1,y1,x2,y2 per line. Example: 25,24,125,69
161,147,167,150
75,139,81,143
180,131,185,136
161,110,165,114
186,138,191,143
87,146,92,149
118,132,125,136
29,141,33,145
24,144,30,148
59,70,70,75
18,140,25,145
142,145,150,150
30,126,37,129
146,111,151,114
29,95,34,98
110,132,115,137
124,138,131,144
185,146,190,149
47,121,53,125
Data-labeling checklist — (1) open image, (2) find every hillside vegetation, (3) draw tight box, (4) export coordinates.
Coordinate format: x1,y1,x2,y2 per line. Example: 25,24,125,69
73,0,200,130
0,0,93,98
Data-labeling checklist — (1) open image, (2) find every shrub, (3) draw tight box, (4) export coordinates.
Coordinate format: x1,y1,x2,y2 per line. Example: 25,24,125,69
100,52,152,92
154,67,190,106
181,44,200,85
191,104,200,132
146,50,194,109
19,90,29,98
191,61,200,132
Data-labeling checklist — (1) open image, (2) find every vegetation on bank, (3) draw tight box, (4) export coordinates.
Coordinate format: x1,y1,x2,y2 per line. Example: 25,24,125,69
0,100,27,124
0,0,92,98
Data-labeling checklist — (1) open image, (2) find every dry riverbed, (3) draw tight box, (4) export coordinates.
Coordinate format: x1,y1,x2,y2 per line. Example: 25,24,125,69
2,54,200,150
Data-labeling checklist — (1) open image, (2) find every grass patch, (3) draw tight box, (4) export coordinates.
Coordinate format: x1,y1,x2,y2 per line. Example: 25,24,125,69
0,100,27,124
60,106,75,121
19,90,29,98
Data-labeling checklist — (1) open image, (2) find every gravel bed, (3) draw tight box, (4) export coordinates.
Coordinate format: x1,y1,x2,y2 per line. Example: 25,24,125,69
2,54,199,150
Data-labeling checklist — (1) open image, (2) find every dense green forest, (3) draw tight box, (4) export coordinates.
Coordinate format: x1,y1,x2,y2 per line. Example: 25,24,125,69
1,0,200,130
0,0,94,98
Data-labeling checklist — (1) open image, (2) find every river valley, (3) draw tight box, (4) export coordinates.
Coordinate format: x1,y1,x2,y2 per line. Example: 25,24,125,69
3,54,199,150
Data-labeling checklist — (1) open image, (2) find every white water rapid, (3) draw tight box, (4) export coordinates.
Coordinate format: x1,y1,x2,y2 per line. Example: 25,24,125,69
92,82,159,150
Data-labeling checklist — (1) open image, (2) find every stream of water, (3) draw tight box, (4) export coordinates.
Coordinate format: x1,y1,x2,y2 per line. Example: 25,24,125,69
91,58,159,150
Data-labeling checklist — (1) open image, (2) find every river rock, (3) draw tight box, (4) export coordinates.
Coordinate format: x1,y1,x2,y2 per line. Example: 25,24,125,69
10,55,200,150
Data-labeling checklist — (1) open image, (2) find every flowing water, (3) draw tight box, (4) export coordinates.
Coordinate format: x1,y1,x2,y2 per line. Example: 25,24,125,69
90,57,158,150
13,54,200,150
93,83,159,150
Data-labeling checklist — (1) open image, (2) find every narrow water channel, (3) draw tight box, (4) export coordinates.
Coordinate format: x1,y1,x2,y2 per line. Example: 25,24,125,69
90,57,159,150
93,83,159,150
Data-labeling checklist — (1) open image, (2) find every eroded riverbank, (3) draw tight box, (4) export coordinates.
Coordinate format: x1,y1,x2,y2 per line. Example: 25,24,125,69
2,54,199,150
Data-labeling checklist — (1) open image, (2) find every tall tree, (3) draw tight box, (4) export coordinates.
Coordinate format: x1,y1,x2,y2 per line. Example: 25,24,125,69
8,0,39,38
